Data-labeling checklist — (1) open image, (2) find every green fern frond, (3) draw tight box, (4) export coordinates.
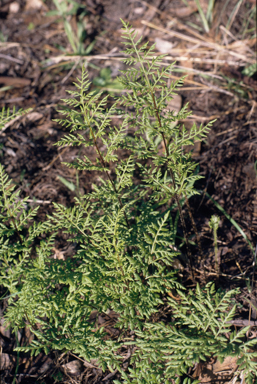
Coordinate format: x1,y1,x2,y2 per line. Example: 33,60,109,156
0,106,32,131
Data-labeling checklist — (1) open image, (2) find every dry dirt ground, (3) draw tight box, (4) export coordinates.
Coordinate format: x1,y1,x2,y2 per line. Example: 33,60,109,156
0,0,256,383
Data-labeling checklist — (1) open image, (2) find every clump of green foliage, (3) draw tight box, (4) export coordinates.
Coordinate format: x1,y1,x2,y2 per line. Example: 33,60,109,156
0,21,257,383
47,0,93,55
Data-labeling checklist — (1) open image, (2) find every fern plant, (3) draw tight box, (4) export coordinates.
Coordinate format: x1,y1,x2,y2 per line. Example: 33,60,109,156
0,21,257,383
0,106,31,130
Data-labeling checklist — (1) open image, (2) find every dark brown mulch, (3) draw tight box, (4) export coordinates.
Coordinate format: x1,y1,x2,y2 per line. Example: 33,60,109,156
0,0,256,382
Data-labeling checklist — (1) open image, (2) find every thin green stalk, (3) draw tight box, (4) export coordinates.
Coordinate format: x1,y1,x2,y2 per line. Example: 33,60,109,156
194,0,210,33
209,215,220,275
206,191,254,254
206,0,215,23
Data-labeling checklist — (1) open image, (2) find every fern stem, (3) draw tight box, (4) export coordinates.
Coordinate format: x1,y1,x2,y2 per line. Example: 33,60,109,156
2,184,23,243
150,80,203,273
129,36,194,275
130,35,194,276
83,102,130,230
150,90,194,277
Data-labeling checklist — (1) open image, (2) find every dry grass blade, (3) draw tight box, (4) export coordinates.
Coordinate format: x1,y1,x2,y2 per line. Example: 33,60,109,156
141,19,216,47
226,0,245,31
141,20,255,64
141,0,214,43
0,42,21,51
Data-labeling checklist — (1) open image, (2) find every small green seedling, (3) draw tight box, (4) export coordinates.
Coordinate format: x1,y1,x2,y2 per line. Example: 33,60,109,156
47,0,94,55
93,67,124,93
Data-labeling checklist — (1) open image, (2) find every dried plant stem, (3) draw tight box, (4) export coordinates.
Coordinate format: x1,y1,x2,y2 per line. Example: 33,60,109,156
184,195,204,262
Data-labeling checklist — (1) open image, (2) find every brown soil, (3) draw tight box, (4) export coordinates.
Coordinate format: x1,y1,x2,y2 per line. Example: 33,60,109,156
0,0,256,382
